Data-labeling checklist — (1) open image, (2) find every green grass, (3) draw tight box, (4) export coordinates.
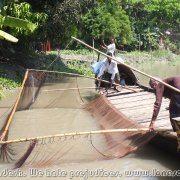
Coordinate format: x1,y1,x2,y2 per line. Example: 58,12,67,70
45,54,94,77
49,49,92,55
0,49,178,100
0,77,21,100
0,52,93,100
0,66,22,100
0,77,20,89
121,50,180,62
67,62,93,77
124,51,149,57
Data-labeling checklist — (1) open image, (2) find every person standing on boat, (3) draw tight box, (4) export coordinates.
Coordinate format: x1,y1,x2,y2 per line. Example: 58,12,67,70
101,38,116,56
97,52,120,89
149,76,180,132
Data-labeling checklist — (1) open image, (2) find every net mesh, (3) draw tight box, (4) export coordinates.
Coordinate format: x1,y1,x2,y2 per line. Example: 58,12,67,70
0,69,155,169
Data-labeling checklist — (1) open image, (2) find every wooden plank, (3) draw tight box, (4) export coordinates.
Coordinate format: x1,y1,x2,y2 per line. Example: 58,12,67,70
111,98,155,107
108,91,151,100
109,96,155,105
106,85,176,141
110,100,169,110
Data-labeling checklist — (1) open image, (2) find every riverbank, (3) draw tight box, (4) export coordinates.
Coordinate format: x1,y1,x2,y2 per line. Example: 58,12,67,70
0,49,179,100
59,49,180,63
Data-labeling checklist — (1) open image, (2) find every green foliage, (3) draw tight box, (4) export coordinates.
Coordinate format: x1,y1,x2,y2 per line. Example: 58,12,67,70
141,28,160,50
82,2,133,45
125,0,179,51
14,2,48,25
0,1,41,43
144,0,180,31
0,77,21,99
0,76,20,89
1,15,36,31
60,49,91,55
0,76,20,100
45,53,93,77
0,1,47,37
23,0,92,48
67,62,93,77
0,0,179,52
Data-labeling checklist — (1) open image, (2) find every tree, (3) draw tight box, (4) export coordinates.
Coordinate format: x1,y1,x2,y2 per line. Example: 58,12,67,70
124,0,179,50
82,1,133,46
0,0,47,45
0,1,36,42
22,0,94,48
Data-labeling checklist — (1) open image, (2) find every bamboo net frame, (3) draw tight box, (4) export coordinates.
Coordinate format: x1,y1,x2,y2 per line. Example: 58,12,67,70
0,128,172,145
0,69,29,141
72,37,180,94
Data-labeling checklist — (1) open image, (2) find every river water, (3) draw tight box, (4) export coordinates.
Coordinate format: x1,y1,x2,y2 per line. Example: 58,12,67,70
0,61,180,180
130,60,180,86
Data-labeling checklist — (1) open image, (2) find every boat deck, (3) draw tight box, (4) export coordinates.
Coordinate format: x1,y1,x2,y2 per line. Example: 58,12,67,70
103,86,177,139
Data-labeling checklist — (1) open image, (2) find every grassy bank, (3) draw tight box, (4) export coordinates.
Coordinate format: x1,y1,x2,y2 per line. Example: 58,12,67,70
0,49,179,100
0,67,22,100
0,51,94,100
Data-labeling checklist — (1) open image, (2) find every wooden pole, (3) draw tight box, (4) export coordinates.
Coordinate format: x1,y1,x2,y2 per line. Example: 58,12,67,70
42,86,140,92
93,38,95,63
0,70,29,141
0,128,172,145
72,37,180,93
42,87,101,92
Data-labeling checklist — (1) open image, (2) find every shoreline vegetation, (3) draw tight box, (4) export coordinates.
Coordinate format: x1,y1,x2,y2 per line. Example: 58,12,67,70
0,49,179,100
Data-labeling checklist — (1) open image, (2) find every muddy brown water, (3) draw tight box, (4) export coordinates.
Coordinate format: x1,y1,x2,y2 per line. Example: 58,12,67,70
0,61,180,180
130,60,180,86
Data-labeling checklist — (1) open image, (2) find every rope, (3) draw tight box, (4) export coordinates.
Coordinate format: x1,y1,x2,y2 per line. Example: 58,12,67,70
89,134,112,159
45,39,73,71
46,51,60,70
75,76,84,103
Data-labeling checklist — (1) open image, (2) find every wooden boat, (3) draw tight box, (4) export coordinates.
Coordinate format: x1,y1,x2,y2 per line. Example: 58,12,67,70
99,63,179,157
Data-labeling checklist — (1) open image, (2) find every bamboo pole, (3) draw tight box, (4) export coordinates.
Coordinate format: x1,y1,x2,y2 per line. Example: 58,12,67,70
42,87,105,92
0,70,29,141
0,128,172,145
42,86,139,93
96,79,137,92
72,37,180,94
28,69,137,93
42,87,101,92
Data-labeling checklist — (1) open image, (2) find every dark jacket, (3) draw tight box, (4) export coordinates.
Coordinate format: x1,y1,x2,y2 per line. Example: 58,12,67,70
152,76,180,119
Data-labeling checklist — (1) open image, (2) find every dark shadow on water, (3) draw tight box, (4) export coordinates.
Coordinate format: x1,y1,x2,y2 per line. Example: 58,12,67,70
132,142,179,179
136,143,179,168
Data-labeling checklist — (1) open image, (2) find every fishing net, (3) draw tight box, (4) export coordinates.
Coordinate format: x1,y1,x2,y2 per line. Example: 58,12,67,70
0,69,155,169
174,119,180,152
